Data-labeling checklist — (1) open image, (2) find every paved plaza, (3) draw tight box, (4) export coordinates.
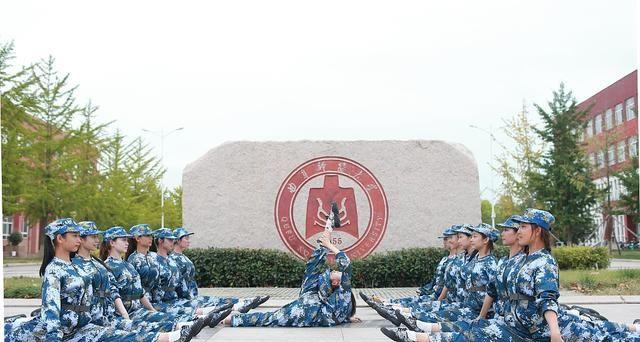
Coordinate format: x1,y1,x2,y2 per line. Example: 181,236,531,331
5,287,640,341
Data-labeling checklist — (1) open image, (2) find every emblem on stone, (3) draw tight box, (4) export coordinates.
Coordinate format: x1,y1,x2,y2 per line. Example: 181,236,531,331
274,156,388,260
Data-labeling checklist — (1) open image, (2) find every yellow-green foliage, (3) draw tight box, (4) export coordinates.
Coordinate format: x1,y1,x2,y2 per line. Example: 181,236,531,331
552,246,610,270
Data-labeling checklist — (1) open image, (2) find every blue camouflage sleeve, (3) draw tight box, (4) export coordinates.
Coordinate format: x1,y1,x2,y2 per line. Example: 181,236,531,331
534,260,560,315
41,268,63,341
334,251,351,275
304,247,328,276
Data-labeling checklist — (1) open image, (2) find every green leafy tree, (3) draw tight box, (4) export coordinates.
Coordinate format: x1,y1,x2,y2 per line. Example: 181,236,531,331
494,103,546,211
530,84,599,244
21,56,82,243
614,157,639,225
0,41,37,216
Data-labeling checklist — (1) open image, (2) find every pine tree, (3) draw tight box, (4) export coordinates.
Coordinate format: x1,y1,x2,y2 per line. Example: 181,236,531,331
530,84,599,244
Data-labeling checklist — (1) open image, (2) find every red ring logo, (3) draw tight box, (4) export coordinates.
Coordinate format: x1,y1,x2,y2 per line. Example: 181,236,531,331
274,156,388,260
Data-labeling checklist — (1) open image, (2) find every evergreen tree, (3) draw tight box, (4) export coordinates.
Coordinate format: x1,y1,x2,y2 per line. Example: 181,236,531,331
530,84,599,244
614,157,639,225
21,55,82,243
0,41,37,216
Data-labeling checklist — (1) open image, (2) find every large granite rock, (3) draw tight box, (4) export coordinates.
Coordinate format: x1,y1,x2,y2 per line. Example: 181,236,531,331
182,140,480,259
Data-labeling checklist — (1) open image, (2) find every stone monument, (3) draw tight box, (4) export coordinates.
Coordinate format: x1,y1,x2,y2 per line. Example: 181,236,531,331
182,140,480,259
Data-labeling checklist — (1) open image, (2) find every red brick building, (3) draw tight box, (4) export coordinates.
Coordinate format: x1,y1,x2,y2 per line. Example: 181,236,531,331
577,70,638,243
3,214,41,257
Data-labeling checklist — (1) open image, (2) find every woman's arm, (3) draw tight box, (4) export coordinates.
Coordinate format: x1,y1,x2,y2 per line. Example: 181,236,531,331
41,268,63,341
478,295,494,318
437,287,448,301
140,295,156,312
114,298,130,319
544,310,563,342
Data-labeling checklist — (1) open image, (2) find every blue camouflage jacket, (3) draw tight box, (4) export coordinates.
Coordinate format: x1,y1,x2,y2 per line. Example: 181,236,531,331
71,256,121,325
105,256,147,312
127,251,160,295
487,252,525,317
463,253,497,313
300,247,353,324
169,252,198,300
503,249,560,337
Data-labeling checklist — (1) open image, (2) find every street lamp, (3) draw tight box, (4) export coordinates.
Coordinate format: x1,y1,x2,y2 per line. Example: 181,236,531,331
469,124,497,228
142,127,184,228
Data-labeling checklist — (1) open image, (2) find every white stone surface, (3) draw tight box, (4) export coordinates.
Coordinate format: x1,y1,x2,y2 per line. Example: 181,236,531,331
182,140,480,256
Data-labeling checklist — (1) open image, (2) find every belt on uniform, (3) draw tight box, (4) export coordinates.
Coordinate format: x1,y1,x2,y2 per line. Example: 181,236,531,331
121,294,143,301
508,294,535,301
467,286,487,292
95,290,111,297
61,304,91,312
162,286,175,292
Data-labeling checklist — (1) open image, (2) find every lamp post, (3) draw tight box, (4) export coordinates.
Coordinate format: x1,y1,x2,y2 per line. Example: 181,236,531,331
469,124,497,228
142,127,184,228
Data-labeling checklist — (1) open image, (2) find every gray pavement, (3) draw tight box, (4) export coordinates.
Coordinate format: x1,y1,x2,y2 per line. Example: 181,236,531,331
5,289,640,341
610,258,640,270
3,262,40,278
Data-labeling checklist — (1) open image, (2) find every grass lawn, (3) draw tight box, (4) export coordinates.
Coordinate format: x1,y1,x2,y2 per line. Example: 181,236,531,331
560,269,640,295
3,256,42,264
609,250,640,260
4,276,41,298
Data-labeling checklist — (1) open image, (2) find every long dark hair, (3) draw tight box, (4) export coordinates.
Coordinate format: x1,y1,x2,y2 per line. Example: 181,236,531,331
40,236,55,277
350,291,357,318
99,240,110,261
541,227,552,251
125,237,137,260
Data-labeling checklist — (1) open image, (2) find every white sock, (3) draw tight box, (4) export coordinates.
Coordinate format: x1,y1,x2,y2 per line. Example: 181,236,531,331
168,330,182,342
406,330,418,341
175,321,193,329
416,321,434,333
200,306,217,315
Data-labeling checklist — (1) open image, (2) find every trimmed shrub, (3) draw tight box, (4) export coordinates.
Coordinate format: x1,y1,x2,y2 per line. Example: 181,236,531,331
185,248,305,287
351,248,447,287
552,246,610,270
187,247,454,288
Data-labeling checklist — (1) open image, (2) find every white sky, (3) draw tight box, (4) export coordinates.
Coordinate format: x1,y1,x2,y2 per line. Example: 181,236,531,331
1,1,637,202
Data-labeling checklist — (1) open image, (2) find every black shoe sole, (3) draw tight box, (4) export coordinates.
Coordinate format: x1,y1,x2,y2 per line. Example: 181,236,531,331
208,308,232,328
380,327,405,342
372,305,400,326
186,316,207,340
214,302,234,313
395,310,418,331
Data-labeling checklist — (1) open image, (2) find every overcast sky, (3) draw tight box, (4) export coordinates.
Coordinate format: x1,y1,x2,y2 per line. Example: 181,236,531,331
1,1,637,202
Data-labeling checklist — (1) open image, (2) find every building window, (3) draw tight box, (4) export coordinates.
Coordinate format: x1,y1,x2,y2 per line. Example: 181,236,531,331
597,151,605,169
617,141,627,163
627,97,636,120
595,114,602,134
3,216,13,238
605,109,613,130
629,136,638,157
586,120,593,138
607,146,616,166
21,219,29,237
615,103,624,125
589,153,596,167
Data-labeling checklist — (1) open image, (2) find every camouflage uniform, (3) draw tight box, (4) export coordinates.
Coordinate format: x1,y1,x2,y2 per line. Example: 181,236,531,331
231,247,353,327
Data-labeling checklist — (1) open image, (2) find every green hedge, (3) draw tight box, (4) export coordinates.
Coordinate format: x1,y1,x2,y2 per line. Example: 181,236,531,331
552,246,610,270
185,248,305,287
185,245,604,288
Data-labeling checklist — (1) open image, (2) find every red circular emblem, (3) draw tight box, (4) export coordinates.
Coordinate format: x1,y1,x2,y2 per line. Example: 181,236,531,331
274,156,388,260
